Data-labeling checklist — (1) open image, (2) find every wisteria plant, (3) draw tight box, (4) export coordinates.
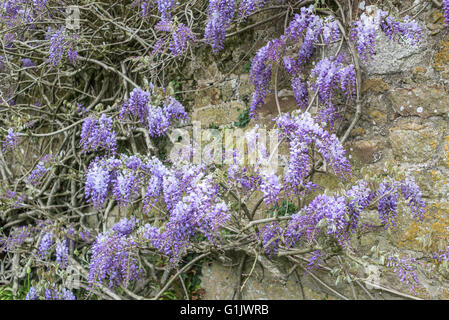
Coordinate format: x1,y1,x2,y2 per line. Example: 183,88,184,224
0,0,447,301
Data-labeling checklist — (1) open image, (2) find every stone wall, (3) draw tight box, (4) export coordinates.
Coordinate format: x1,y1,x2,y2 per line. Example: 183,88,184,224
173,5,449,300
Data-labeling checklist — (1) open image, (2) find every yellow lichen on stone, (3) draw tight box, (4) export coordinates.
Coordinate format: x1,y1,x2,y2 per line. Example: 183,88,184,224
401,202,449,252
434,41,449,72
361,78,389,93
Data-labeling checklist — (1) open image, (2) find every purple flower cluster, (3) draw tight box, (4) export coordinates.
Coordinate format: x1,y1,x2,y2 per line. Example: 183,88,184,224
56,239,68,268
345,180,375,230
25,287,38,300
386,255,420,293
88,220,142,289
291,77,309,109
2,128,20,152
351,10,421,62
350,12,377,62
400,176,426,221
1,226,30,252
377,181,399,230
306,250,324,271
85,158,114,208
84,155,229,265
80,114,117,154
248,5,343,117
260,171,282,206
238,0,267,21
379,11,421,45
42,286,76,300
249,39,285,115
22,58,35,67
27,155,52,185
444,0,449,26
39,231,54,259
204,0,235,52
276,112,350,192
143,167,230,263
48,27,77,66
285,194,348,246
259,222,282,256
119,87,150,125
310,55,356,105
141,1,152,18
112,217,138,236
156,0,176,20
283,6,325,74
147,97,187,137
120,87,187,137
154,20,196,57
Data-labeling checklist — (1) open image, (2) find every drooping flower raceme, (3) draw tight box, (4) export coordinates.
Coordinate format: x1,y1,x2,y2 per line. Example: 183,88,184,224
259,222,282,256
154,20,196,57
400,175,426,221
47,27,77,66
2,128,19,152
56,239,68,268
88,220,142,289
444,0,449,26
276,112,351,192
249,38,285,116
238,0,267,21
84,158,114,208
351,10,421,62
39,231,54,259
386,255,420,293
120,87,187,137
379,10,421,45
204,0,235,52
377,181,400,230
80,114,117,154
